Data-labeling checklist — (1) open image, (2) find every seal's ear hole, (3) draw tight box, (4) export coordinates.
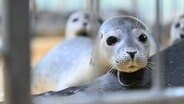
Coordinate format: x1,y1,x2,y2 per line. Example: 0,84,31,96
138,34,148,43
175,22,180,28
106,36,118,46
101,33,103,39
90,49,94,66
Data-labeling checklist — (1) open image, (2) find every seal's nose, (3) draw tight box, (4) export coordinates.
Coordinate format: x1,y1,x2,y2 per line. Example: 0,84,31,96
83,22,88,26
126,51,137,59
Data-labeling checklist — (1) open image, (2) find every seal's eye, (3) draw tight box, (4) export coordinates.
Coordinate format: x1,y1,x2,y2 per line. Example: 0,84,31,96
72,18,78,22
106,36,118,46
139,34,148,43
175,23,180,28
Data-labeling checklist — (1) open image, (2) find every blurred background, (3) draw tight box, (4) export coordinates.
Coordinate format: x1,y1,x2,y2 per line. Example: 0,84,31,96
0,0,182,69
0,0,183,69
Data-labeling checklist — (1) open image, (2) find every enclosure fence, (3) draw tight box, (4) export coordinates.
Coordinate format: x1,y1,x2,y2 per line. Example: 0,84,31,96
1,0,184,104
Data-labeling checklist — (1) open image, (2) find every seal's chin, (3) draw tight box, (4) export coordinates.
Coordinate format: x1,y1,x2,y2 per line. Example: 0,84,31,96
76,30,88,37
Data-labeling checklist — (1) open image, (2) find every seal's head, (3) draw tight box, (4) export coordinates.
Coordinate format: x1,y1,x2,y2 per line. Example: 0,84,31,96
65,11,102,40
92,16,150,73
170,15,184,45
65,11,90,39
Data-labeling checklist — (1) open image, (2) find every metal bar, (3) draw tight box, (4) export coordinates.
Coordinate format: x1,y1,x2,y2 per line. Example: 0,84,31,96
86,0,101,39
86,0,100,16
3,0,31,104
33,88,184,104
30,0,37,37
152,0,164,90
172,0,177,18
86,0,94,12
132,0,138,14
94,0,100,17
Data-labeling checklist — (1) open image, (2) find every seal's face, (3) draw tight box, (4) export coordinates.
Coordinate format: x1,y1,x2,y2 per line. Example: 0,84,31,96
99,16,150,73
66,11,91,38
170,17,184,44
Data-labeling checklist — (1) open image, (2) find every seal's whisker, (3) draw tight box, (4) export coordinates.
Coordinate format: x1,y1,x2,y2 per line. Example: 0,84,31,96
147,62,154,69
145,68,152,72
103,68,112,78
109,66,116,74
148,61,155,65
146,66,152,71
108,67,117,79
147,63,153,67
145,66,152,71
146,61,153,67
145,63,153,72
103,65,115,79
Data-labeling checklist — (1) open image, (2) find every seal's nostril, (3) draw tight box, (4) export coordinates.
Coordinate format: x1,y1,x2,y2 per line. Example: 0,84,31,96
83,22,87,26
180,34,184,39
126,51,137,59
115,60,119,63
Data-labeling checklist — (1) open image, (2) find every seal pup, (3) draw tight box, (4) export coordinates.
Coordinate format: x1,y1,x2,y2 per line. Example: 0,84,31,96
170,15,184,45
32,11,102,94
31,37,94,94
32,16,151,94
38,38,184,98
65,11,101,40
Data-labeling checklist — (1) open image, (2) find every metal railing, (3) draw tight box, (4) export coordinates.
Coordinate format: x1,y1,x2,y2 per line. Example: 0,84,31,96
2,0,31,104
1,0,184,104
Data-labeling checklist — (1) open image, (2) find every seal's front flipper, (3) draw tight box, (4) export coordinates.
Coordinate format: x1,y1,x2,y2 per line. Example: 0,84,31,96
35,86,87,97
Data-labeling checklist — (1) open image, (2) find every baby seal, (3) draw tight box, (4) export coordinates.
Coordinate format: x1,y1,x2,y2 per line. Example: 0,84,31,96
65,11,101,40
170,15,184,45
31,37,94,94
31,16,151,94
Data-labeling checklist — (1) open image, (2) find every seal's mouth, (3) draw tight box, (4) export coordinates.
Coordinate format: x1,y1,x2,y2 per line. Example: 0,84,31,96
128,65,138,69
76,31,88,37
115,64,140,73
125,65,140,73
114,60,148,73
115,58,152,87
